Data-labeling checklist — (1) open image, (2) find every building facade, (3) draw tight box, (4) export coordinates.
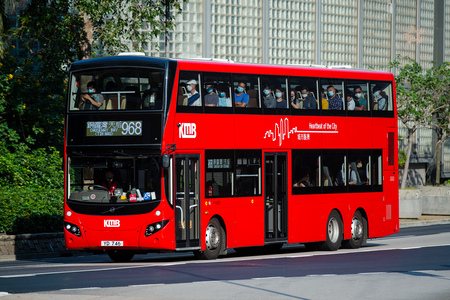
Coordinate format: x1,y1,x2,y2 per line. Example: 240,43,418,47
144,0,450,70
143,0,450,185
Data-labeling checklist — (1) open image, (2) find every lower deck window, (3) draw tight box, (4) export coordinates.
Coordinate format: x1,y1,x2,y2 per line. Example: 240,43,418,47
292,149,383,194
205,150,262,198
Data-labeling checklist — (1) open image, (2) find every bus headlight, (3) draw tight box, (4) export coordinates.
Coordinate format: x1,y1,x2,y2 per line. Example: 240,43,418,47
64,222,81,237
145,220,169,237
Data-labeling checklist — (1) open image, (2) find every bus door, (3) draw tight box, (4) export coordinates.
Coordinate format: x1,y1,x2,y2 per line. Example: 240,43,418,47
264,152,288,242
174,155,200,250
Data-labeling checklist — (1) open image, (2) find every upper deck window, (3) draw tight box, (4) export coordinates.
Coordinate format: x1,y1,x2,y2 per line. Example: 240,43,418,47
69,68,165,111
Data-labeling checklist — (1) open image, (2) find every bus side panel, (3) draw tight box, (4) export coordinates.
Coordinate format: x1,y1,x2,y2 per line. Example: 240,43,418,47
173,113,236,150
288,195,328,243
200,196,265,249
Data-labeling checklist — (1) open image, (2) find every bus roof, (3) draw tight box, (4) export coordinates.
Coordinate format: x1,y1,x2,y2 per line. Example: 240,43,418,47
69,55,394,81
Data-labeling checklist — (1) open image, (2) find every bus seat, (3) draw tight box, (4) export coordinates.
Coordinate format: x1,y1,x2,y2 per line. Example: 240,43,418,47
177,86,186,106
322,166,332,187
125,86,141,109
350,162,362,185
104,95,119,110
247,89,258,108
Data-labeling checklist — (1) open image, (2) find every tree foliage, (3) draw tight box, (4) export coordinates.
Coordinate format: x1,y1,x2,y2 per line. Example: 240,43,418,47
0,0,187,233
391,57,450,187
75,0,186,57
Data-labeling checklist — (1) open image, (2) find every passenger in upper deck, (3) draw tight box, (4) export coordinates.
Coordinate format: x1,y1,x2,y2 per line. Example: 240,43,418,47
275,88,287,108
263,84,276,108
186,79,200,106
290,88,301,109
372,86,387,110
300,86,316,110
353,86,367,111
327,85,342,110
234,82,249,107
319,87,329,110
346,91,355,111
79,81,104,110
204,84,219,107
218,89,231,107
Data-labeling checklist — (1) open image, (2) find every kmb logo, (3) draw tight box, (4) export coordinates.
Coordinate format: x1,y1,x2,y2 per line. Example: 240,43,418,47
178,123,197,138
104,220,120,227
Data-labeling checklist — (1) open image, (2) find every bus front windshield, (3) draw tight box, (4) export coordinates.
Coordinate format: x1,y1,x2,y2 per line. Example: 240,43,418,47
68,156,161,204
69,68,165,111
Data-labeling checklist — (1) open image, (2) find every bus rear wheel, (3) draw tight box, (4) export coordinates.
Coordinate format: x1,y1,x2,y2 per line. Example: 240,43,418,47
342,210,367,249
107,250,134,262
318,210,343,251
196,217,224,260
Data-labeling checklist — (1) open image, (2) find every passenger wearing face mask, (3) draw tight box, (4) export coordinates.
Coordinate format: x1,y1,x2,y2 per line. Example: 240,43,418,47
290,89,301,109
353,86,367,111
234,82,249,107
346,91,355,111
327,85,342,110
204,84,219,107
80,81,104,110
300,86,316,110
186,79,200,106
218,90,231,107
372,86,386,110
319,87,329,110
262,85,276,108
275,88,287,108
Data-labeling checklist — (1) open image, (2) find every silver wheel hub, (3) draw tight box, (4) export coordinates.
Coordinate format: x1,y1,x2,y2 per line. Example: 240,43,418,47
205,224,220,250
351,218,363,240
328,217,340,243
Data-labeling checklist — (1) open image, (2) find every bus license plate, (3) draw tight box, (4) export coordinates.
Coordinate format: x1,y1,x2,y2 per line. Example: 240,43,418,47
101,241,123,247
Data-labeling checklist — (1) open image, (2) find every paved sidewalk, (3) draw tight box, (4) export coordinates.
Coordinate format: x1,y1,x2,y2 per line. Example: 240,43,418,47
399,215,450,228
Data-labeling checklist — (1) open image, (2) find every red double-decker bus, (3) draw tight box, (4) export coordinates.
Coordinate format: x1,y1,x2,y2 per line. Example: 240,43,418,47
64,54,398,262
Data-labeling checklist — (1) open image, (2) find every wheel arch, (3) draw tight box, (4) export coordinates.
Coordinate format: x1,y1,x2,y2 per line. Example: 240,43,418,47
356,207,369,241
209,214,227,250
330,208,344,239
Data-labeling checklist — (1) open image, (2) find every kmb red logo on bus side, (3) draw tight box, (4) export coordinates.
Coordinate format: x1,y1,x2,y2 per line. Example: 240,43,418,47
179,123,197,138
104,220,120,227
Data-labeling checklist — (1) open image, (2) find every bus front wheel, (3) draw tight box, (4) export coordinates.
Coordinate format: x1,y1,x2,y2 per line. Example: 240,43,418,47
107,250,134,262
318,210,343,251
342,210,367,249
196,217,224,260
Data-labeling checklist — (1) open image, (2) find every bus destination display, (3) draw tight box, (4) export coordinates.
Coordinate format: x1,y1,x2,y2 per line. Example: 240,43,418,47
86,121,142,137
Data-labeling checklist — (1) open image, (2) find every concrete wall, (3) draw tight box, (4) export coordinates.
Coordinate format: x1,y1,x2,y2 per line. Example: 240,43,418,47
399,186,450,218
0,232,66,260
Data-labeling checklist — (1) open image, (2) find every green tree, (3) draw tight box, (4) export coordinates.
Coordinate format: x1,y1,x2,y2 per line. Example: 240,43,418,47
390,57,431,189
423,62,450,184
75,0,187,59
391,57,450,187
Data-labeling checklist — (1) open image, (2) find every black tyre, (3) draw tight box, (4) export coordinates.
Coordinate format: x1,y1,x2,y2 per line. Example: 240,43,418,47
198,218,224,260
318,210,343,251
342,210,367,249
107,250,134,262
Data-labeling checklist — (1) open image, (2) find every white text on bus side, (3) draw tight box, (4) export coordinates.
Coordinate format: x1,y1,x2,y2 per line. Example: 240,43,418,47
179,123,197,138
